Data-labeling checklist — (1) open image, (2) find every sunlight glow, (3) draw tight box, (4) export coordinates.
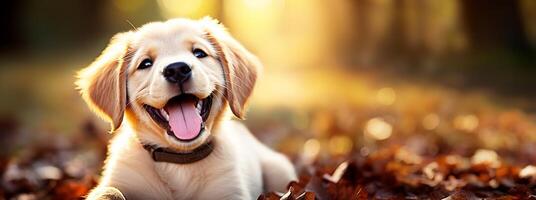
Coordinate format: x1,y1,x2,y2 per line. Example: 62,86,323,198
113,0,146,13
242,0,277,10
157,0,217,19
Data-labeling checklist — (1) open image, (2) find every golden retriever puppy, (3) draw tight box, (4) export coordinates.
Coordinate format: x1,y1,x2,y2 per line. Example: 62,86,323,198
76,17,296,200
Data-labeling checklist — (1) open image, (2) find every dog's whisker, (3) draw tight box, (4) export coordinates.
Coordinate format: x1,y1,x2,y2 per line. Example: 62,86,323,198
136,84,150,94
220,78,245,91
211,90,225,98
126,92,148,107
125,20,138,31
220,72,255,91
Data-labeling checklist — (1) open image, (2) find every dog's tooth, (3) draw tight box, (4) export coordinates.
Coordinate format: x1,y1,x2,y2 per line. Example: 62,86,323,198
197,101,203,113
161,109,169,120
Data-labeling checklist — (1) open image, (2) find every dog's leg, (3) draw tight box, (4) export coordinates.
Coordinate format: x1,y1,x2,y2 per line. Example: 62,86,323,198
195,176,253,200
229,121,298,192
86,186,126,200
260,152,297,192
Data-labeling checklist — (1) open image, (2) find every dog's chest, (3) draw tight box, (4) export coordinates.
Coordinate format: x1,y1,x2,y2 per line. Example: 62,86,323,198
154,161,238,199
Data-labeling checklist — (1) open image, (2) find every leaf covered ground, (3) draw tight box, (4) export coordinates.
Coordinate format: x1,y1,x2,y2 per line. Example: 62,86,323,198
1,69,536,199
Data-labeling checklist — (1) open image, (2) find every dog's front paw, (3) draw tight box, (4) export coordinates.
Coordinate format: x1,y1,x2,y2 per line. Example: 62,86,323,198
86,186,126,200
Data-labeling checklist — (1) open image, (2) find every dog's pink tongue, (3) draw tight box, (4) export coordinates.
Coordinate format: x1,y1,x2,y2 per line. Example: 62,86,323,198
165,98,202,140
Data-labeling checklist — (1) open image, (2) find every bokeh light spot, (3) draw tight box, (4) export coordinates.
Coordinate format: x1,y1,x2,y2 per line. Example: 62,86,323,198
359,147,370,156
329,135,353,155
471,149,500,168
519,165,536,178
376,87,396,105
396,148,423,164
453,114,479,132
302,138,321,163
422,113,440,130
365,117,393,140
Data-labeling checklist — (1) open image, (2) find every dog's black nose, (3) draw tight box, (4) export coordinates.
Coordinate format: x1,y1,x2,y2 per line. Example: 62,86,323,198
163,62,192,83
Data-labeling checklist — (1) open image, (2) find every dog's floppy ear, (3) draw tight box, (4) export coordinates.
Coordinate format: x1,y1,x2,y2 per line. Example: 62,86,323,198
76,32,132,132
202,17,261,119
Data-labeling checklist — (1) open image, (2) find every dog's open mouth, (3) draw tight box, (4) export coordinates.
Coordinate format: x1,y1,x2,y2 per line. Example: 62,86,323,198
143,94,212,142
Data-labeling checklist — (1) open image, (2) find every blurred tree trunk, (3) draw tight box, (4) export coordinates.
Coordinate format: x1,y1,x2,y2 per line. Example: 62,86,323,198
0,1,24,52
75,0,106,39
346,0,373,65
13,0,107,50
459,0,531,53
381,0,414,67
386,0,407,57
354,0,370,51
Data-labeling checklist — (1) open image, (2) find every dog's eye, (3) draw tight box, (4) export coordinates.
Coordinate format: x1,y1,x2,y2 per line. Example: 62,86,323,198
138,59,153,70
193,48,208,58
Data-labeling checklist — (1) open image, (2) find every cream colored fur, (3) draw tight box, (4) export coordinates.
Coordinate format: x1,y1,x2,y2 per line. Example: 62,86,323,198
77,17,296,200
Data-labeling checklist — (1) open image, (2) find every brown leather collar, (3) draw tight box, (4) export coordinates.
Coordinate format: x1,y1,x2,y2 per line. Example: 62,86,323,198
143,141,215,164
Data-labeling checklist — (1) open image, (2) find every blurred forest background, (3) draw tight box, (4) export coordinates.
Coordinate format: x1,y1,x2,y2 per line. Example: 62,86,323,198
1,0,536,199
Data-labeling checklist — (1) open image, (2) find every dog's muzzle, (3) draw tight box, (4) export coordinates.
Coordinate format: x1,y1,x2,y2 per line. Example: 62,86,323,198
144,94,213,142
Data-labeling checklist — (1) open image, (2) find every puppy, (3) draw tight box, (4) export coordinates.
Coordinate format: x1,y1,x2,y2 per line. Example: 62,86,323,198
76,17,296,200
